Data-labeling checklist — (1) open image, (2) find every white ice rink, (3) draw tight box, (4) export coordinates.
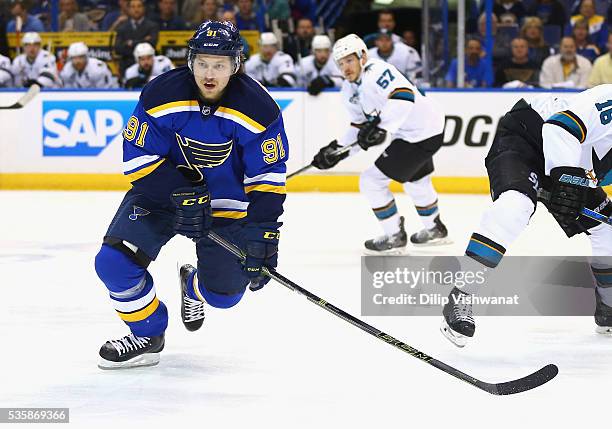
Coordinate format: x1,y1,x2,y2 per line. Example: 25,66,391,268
0,190,610,428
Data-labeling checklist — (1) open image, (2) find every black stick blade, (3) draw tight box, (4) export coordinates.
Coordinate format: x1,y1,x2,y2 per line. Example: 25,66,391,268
483,364,559,395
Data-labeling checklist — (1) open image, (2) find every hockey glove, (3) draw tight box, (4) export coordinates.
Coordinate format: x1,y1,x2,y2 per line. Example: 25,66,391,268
546,166,591,231
312,140,350,170
357,117,386,150
243,222,281,291
170,185,213,240
307,76,334,95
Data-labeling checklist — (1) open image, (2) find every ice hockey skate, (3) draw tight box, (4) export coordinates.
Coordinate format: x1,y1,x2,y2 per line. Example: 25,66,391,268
178,263,206,332
98,333,165,370
595,290,612,335
440,287,475,347
364,216,407,254
410,215,452,246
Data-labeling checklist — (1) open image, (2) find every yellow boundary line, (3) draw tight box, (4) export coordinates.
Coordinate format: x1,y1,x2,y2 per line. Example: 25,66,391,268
0,173,609,195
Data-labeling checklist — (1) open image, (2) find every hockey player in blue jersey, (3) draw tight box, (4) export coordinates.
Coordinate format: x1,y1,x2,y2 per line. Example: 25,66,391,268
94,21,288,369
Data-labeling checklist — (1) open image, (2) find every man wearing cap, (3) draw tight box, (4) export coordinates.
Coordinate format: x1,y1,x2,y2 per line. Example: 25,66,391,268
297,34,342,95
245,32,296,87
368,29,422,83
7,0,45,33
123,42,174,88
60,42,117,88
11,32,60,87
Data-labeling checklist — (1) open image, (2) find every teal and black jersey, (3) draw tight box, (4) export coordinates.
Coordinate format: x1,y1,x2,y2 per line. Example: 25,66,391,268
121,66,288,225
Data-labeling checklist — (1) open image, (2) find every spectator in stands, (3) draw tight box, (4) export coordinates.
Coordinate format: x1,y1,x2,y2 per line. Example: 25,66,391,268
572,18,600,62
188,0,219,28
235,0,265,32
369,29,422,82
495,37,539,87
376,9,402,44
221,10,250,57
11,32,61,87
588,33,612,86
540,36,591,88
283,17,314,61
101,0,129,31
475,12,510,67
7,0,45,32
297,34,342,95
153,0,188,30
490,0,525,23
245,32,296,87
445,38,493,88
402,30,418,49
520,17,551,66
526,0,567,32
568,0,608,51
114,0,159,74
59,0,95,31
123,42,174,88
0,52,13,87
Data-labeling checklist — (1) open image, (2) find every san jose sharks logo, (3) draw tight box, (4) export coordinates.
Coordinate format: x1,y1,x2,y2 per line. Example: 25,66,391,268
129,205,150,221
592,147,612,186
175,133,233,183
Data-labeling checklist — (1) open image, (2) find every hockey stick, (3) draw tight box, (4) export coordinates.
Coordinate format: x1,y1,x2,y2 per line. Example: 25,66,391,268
205,230,558,395
287,141,358,179
0,84,40,110
538,189,612,227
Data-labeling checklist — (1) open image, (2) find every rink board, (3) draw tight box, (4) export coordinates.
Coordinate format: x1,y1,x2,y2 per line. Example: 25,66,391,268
0,88,588,192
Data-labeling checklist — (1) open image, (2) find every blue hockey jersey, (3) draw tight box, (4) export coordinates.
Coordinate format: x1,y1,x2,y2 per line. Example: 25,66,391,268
121,66,288,225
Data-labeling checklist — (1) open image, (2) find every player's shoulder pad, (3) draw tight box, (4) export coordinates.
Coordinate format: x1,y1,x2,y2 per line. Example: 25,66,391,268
140,66,197,112
217,73,280,132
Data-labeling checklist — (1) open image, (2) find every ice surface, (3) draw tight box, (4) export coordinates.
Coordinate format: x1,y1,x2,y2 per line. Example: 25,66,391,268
0,191,609,428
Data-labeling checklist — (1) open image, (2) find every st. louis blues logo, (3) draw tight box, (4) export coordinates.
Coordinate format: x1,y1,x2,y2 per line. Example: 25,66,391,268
129,206,150,221
175,133,233,183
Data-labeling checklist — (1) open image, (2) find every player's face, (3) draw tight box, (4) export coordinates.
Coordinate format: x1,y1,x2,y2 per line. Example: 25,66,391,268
192,54,233,102
71,55,87,71
260,44,277,61
24,43,40,60
138,55,154,72
375,36,393,55
313,48,330,64
337,54,362,82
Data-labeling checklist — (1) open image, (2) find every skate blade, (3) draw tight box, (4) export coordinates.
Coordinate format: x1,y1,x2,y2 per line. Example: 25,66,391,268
98,353,160,370
363,247,408,256
595,325,612,335
440,319,469,348
411,237,454,247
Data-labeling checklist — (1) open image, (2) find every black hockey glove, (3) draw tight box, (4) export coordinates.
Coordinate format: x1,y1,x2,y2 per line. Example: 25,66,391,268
311,140,349,170
243,222,282,291
357,117,386,150
307,76,334,95
546,166,591,232
170,185,213,240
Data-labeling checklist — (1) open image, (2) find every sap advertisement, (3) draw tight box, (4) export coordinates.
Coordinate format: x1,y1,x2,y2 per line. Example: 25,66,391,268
0,89,555,176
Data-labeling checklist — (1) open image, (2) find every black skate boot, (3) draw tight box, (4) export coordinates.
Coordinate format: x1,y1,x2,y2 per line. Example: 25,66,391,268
364,216,408,254
440,287,475,347
98,333,165,370
595,290,612,335
410,215,451,246
179,264,205,332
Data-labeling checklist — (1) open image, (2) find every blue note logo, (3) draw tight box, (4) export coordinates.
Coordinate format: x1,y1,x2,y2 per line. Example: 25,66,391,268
42,100,137,156
129,205,150,221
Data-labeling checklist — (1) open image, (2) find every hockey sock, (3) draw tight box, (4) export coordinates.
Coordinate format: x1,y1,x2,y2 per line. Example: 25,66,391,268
415,200,439,229
403,174,439,229
373,200,401,235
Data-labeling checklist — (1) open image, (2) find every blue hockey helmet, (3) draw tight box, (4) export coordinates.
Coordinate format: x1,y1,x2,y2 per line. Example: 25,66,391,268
187,20,244,74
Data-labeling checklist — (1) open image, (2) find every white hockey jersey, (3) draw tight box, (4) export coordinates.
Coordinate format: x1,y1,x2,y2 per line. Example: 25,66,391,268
368,43,422,83
339,59,444,145
11,49,61,88
0,54,12,87
123,55,174,84
60,57,118,89
245,51,297,87
297,54,342,88
531,85,612,185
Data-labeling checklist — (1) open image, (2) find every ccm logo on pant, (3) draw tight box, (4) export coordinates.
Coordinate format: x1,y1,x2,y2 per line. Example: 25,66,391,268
181,196,210,206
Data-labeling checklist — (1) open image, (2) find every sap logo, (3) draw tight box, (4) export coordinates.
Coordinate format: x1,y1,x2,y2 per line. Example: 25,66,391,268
43,100,136,156
559,174,590,187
